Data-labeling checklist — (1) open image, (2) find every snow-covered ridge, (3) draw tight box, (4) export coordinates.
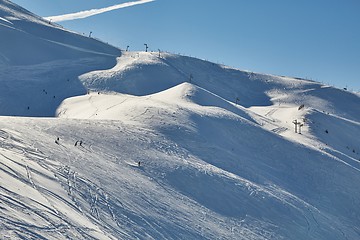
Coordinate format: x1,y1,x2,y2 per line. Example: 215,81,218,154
0,0,121,117
1,1,360,239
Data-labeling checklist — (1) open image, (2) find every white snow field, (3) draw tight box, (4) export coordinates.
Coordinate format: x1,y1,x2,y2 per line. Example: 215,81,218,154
1,0,360,239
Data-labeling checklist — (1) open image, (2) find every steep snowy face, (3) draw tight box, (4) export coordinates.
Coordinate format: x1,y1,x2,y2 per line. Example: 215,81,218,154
0,0,120,65
0,0,45,25
0,0,121,117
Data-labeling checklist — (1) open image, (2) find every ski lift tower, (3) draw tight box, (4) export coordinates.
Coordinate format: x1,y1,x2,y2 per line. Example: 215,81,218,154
298,123,304,134
292,119,302,133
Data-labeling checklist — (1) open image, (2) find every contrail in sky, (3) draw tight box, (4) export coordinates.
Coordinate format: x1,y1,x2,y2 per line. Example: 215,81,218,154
45,0,155,23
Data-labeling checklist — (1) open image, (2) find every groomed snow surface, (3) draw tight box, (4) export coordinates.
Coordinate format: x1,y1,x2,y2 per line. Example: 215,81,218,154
1,0,360,239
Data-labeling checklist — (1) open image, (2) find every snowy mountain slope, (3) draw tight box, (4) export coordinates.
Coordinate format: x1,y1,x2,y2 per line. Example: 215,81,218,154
74,50,360,164
1,0,360,239
57,82,255,124
2,87,360,239
305,109,360,163
0,57,118,117
0,0,120,117
79,51,273,108
80,51,360,122
0,0,120,65
57,83,360,239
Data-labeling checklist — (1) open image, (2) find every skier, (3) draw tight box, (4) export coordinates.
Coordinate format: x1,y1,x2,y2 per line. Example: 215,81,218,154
79,140,83,147
138,161,141,167
75,140,78,146
55,137,59,144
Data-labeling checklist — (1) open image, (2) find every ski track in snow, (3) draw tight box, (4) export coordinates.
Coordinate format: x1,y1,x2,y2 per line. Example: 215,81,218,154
0,128,119,239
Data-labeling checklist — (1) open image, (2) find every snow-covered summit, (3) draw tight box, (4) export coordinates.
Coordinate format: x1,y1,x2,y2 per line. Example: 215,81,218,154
1,1,360,239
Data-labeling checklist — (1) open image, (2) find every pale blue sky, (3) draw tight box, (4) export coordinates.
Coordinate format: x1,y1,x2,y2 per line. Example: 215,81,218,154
12,0,360,91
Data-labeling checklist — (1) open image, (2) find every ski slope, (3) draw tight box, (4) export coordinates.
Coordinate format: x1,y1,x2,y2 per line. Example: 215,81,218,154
1,0,360,239
0,0,120,117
